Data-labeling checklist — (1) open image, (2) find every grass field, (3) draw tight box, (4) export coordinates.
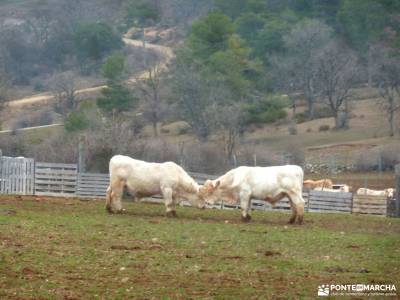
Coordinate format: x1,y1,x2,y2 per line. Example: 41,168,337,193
0,196,399,299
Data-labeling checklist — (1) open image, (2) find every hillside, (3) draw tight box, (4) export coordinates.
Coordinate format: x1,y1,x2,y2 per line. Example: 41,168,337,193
0,0,399,188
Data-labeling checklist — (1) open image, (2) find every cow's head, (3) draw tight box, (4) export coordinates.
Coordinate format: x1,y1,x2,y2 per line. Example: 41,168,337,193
199,179,220,205
183,184,206,209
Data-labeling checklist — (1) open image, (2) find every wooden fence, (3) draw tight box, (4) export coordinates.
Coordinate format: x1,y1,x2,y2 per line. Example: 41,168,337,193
352,194,387,216
0,157,34,195
35,162,77,197
308,190,353,213
0,157,397,217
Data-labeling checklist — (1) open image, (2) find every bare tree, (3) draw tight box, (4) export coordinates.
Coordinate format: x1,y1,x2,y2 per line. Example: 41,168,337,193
208,103,244,165
316,41,358,129
375,46,400,136
136,63,167,137
283,19,332,120
171,51,212,141
51,71,79,116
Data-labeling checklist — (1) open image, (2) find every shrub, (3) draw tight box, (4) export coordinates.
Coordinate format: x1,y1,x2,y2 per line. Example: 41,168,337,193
177,127,190,135
319,125,330,132
244,95,288,125
160,128,170,134
294,107,334,123
74,22,123,64
314,106,334,119
380,145,400,170
64,111,88,132
283,144,305,166
294,112,308,124
288,124,297,135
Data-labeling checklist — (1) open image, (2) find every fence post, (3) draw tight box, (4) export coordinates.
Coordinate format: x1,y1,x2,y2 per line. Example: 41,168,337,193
78,135,85,173
395,164,400,217
179,142,185,168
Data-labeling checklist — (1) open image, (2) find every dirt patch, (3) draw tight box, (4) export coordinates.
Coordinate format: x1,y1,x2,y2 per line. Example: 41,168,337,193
325,266,349,273
264,250,281,257
110,245,142,251
222,256,243,260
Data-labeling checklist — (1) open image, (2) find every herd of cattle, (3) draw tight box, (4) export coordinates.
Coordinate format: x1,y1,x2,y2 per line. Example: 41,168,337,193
303,179,395,198
105,155,396,225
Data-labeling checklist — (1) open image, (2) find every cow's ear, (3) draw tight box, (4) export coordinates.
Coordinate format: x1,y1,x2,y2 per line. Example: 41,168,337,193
215,180,220,189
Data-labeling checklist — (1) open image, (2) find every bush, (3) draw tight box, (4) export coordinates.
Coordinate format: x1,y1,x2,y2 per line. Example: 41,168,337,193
244,95,288,125
160,128,170,134
288,124,297,135
283,144,305,166
294,106,334,124
294,112,308,124
380,145,400,170
64,111,88,132
314,106,334,119
74,22,123,64
319,125,330,132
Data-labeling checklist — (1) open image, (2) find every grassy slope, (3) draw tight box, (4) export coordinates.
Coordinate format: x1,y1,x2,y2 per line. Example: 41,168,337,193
0,196,399,299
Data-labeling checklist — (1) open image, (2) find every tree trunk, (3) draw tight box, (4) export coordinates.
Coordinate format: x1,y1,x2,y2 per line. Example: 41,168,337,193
367,44,373,87
306,95,314,120
343,98,349,129
388,94,395,137
334,112,340,129
152,120,158,137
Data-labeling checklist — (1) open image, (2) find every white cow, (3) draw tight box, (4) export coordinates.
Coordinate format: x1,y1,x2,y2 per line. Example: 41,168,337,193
356,188,395,198
106,155,205,216
313,186,350,192
199,165,306,224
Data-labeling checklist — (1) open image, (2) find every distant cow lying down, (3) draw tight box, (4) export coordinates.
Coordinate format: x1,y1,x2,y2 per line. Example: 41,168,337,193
106,155,205,216
199,165,306,224
303,179,333,190
356,188,395,198
313,186,349,192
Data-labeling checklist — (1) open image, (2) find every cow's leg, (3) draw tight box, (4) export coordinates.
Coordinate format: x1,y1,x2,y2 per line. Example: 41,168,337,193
105,186,113,213
287,191,305,225
240,191,252,222
163,187,177,217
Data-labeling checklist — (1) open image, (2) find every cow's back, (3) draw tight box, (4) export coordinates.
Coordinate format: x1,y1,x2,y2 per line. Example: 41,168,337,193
228,165,303,198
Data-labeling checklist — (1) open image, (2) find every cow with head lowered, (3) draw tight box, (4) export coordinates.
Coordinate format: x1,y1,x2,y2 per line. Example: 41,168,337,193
106,155,205,216
199,165,306,224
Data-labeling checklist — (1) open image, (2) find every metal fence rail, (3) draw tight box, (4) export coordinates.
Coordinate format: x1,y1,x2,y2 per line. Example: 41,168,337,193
0,156,397,217
77,173,110,198
0,157,34,195
35,162,77,197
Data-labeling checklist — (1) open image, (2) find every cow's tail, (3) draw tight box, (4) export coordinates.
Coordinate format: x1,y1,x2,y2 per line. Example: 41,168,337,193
299,167,305,193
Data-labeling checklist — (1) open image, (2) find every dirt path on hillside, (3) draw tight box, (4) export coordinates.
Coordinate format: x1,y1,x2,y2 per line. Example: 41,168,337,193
6,28,174,108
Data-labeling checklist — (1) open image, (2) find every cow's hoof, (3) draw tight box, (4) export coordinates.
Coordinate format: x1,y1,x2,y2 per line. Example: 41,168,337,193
116,209,125,214
241,215,252,222
297,216,304,225
106,206,114,214
166,210,177,218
